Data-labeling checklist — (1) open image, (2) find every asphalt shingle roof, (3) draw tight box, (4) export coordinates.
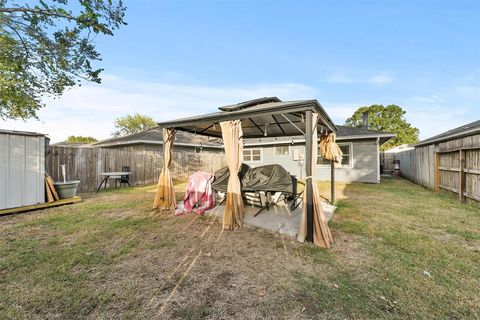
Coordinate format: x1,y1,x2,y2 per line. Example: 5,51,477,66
92,127,223,148
415,120,480,147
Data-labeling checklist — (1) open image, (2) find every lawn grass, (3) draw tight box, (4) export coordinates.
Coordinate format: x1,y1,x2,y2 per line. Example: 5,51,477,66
0,177,478,319
308,177,480,319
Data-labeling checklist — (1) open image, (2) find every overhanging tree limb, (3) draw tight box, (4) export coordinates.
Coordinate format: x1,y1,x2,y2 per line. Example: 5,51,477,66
0,0,126,120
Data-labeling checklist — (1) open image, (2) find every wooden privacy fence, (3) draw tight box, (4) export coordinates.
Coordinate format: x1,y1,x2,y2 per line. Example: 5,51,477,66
436,147,480,203
395,145,436,190
46,146,225,192
396,133,480,204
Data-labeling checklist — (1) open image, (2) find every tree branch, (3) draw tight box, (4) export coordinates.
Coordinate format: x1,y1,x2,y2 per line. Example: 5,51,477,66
0,7,77,21
5,24,30,60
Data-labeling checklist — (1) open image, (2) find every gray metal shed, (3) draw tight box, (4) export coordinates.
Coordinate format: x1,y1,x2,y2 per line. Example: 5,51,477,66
0,129,46,210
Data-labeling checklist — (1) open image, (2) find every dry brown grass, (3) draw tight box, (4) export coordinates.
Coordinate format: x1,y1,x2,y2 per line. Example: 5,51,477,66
0,177,479,319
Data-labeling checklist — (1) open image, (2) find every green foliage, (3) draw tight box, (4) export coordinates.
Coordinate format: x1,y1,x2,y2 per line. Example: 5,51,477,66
0,0,126,120
345,104,419,150
112,113,157,137
65,135,97,144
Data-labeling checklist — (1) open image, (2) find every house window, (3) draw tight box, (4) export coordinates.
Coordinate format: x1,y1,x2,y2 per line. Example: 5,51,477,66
317,143,352,167
243,148,262,162
274,145,290,156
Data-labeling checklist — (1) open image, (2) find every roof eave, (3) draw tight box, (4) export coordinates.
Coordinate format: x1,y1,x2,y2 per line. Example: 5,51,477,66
414,127,480,147
337,133,396,141
92,139,223,149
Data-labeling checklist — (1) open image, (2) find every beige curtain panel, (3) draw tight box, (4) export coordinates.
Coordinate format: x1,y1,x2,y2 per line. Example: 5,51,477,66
153,128,177,210
220,120,244,230
297,113,334,248
320,132,343,164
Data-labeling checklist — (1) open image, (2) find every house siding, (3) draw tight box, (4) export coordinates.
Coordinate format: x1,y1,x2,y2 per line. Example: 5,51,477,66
244,139,379,183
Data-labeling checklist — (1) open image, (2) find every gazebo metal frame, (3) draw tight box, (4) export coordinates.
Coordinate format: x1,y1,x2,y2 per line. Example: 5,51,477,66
155,97,338,243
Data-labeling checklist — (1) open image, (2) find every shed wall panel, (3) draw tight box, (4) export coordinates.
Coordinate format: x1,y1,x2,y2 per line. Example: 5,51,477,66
24,137,44,205
0,133,45,210
9,135,26,207
0,135,8,209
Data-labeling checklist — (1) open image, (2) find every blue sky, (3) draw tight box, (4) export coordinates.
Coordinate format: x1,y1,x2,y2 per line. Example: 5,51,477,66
3,0,480,142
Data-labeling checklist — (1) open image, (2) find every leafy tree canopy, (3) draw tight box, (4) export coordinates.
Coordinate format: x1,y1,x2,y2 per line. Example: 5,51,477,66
345,104,419,150
112,113,157,137
65,135,97,144
0,0,126,120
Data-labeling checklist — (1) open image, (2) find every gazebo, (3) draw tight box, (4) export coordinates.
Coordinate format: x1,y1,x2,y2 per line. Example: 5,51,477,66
153,97,341,248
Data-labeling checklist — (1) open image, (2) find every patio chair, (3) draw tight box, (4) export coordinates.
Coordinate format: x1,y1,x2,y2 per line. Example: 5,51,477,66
244,176,304,216
117,166,131,187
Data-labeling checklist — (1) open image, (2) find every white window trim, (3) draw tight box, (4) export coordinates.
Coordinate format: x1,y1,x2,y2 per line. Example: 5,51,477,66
243,148,263,162
317,142,353,168
274,145,290,156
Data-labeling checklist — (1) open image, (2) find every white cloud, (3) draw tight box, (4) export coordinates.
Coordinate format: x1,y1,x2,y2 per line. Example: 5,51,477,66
405,109,472,140
2,74,477,144
411,94,447,104
367,75,395,85
325,73,395,86
325,73,357,84
455,85,480,99
0,76,318,143
320,102,360,124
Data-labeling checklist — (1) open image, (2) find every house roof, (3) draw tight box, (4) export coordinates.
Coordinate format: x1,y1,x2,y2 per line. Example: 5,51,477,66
0,129,46,137
156,97,338,138
244,125,395,146
415,120,480,147
92,124,396,148
335,125,395,142
91,126,223,148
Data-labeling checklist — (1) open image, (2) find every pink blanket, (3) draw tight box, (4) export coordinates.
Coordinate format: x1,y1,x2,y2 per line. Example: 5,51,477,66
175,171,215,215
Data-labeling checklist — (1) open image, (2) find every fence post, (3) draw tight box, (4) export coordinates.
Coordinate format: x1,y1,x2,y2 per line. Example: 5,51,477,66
434,152,440,192
330,160,335,204
459,149,465,203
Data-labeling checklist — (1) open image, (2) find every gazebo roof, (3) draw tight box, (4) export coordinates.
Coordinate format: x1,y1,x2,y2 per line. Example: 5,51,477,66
156,97,338,138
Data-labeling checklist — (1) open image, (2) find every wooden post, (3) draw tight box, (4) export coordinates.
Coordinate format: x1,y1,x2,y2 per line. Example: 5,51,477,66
434,152,440,192
305,111,314,243
330,160,335,204
459,149,466,203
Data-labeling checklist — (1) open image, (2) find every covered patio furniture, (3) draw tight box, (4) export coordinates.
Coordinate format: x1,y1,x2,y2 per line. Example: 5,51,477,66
212,164,301,216
154,96,341,248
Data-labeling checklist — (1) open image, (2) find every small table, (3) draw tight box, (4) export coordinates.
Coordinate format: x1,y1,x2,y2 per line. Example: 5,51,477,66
97,172,132,192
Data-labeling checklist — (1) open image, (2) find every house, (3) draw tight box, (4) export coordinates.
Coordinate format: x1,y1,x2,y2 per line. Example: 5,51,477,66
243,126,395,183
91,126,224,153
91,119,394,184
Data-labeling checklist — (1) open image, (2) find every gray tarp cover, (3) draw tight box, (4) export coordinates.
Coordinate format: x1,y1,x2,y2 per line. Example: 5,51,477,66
212,164,293,193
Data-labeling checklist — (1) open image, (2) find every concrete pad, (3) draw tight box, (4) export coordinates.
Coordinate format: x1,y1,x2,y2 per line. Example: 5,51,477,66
206,200,336,239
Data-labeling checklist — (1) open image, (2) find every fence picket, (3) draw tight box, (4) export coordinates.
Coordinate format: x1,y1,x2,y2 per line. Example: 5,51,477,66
46,146,225,192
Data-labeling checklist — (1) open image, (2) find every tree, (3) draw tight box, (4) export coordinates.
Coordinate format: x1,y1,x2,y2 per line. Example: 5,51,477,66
0,0,126,120
112,113,157,137
345,104,419,150
65,135,97,144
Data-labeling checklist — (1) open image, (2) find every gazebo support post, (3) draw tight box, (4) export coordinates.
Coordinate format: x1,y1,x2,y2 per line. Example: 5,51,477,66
305,110,314,243
330,160,335,204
